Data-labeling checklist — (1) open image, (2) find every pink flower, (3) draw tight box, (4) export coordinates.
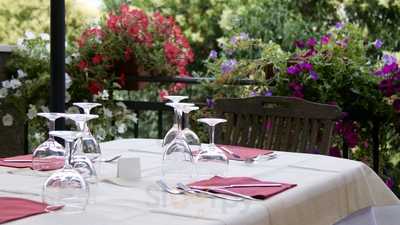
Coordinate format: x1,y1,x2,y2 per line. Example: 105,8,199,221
321,35,330,45
159,89,169,101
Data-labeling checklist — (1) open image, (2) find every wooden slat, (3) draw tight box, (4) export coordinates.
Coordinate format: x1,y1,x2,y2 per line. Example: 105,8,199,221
214,96,342,154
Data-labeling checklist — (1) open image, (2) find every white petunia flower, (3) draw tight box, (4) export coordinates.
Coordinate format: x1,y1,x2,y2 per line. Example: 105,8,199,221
117,123,127,134
17,69,27,79
67,106,80,114
2,113,13,126
126,113,138,123
95,127,106,141
116,102,127,111
27,104,37,119
65,56,71,65
103,107,113,118
65,91,71,103
40,33,50,41
9,79,22,89
0,88,8,98
65,73,72,89
40,105,49,113
99,90,109,100
2,80,10,89
25,31,36,40
45,43,50,53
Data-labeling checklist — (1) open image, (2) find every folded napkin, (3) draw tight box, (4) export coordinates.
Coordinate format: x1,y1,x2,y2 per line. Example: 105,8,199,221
217,144,273,161
189,176,296,200
0,154,63,171
0,197,61,224
0,154,33,169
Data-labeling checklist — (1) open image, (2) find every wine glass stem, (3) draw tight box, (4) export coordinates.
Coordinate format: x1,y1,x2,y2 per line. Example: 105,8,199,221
176,109,182,131
173,108,179,129
183,113,190,129
48,120,55,139
64,140,73,169
209,125,215,145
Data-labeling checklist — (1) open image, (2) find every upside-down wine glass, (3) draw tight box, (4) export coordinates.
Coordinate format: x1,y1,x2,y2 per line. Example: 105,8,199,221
32,113,65,171
182,105,200,146
195,118,229,177
162,102,196,179
65,113,100,159
162,95,191,147
73,102,101,115
43,131,89,213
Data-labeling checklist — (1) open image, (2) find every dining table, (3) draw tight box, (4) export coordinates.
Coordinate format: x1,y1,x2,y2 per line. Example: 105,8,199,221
0,138,398,225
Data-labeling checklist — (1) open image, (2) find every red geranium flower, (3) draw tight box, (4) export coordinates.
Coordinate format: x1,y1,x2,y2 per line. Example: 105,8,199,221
118,73,126,87
159,89,169,101
88,81,103,95
78,60,88,71
92,54,103,65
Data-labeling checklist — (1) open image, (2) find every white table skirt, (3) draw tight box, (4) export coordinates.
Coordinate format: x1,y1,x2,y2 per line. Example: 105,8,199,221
0,138,398,225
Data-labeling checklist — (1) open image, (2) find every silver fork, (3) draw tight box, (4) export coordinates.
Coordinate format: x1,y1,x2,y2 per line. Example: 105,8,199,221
176,183,243,201
156,180,183,195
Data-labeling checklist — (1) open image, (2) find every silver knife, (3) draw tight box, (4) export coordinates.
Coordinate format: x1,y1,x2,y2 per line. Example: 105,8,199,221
191,183,282,189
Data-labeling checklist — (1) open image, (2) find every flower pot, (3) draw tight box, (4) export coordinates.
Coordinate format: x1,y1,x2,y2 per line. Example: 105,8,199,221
118,57,149,91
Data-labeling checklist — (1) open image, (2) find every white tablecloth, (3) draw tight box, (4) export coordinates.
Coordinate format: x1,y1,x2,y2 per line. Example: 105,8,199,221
0,138,398,225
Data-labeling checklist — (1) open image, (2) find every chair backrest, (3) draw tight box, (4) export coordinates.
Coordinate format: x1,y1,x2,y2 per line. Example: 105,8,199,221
214,96,342,154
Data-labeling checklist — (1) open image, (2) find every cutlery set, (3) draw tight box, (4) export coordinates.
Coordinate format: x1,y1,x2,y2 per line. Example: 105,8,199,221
157,180,281,201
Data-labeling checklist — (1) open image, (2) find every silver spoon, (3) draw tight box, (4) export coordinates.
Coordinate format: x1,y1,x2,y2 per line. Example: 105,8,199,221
176,183,243,201
245,153,278,164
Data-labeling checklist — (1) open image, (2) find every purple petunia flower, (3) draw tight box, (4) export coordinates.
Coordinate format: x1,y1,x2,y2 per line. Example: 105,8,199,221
321,35,330,45
383,54,397,65
310,70,319,80
374,39,383,49
206,97,214,108
378,79,394,97
294,40,305,49
264,90,273,96
230,36,238,45
289,81,304,98
329,147,342,158
249,90,258,97
393,99,400,112
300,61,313,71
306,37,317,48
220,59,237,74
287,65,301,75
208,50,218,59
385,177,394,190
335,22,344,30
375,63,399,76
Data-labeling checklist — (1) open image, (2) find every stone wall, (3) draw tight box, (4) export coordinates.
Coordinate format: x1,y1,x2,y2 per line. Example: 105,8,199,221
0,45,26,157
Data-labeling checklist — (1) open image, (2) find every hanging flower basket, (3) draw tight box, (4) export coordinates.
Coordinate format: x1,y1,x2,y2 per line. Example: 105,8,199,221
70,4,194,93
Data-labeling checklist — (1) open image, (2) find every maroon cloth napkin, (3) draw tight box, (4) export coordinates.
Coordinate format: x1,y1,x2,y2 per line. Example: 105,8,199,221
0,197,61,224
217,144,273,161
0,154,33,169
189,176,296,200
0,154,63,171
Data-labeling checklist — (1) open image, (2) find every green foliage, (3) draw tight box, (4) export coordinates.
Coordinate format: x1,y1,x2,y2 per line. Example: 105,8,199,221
344,0,400,51
0,0,93,44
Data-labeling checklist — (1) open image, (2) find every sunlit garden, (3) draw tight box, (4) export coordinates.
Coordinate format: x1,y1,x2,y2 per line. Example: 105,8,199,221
0,1,400,224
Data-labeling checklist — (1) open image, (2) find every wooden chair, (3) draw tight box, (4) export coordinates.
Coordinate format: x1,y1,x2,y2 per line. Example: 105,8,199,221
214,96,342,154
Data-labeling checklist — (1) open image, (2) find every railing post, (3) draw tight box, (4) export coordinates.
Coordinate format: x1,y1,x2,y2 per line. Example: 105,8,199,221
50,0,65,130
